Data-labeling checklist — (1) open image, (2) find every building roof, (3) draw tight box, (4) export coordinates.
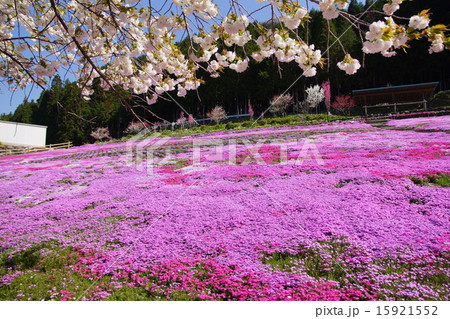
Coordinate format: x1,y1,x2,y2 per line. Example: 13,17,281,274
352,82,439,106
0,119,47,129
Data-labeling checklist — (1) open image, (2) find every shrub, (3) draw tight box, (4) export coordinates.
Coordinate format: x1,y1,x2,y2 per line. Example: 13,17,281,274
160,129,171,136
331,95,355,115
207,106,227,124
305,85,325,111
273,117,292,125
248,104,254,119
266,118,277,125
177,112,187,128
240,120,253,128
311,114,332,122
124,121,148,135
189,126,201,133
211,123,226,130
225,122,239,130
258,119,267,126
269,94,293,116
188,114,195,125
428,90,450,109
90,127,111,141
322,80,331,114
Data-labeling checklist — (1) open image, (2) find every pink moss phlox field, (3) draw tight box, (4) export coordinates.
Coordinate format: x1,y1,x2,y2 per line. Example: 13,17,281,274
0,119,449,300
387,115,450,131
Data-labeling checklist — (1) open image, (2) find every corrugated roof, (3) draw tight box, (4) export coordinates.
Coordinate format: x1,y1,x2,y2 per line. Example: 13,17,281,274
0,120,48,128
352,82,439,94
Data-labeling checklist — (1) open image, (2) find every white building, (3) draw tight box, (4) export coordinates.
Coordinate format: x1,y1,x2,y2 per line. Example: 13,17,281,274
0,120,47,147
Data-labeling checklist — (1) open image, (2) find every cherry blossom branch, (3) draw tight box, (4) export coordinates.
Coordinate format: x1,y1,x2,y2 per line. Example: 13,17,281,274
49,0,142,121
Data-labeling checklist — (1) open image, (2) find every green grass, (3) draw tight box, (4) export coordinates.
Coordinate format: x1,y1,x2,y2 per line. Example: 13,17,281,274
0,244,91,300
2,240,448,300
334,178,355,188
261,237,355,284
0,244,219,301
56,177,78,185
261,238,450,300
83,201,105,211
0,244,44,270
409,173,450,187
105,286,155,301
409,198,426,205
121,114,355,140
374,252,450,300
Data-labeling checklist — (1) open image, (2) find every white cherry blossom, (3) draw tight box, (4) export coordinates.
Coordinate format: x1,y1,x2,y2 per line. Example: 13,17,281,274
0,0,446,106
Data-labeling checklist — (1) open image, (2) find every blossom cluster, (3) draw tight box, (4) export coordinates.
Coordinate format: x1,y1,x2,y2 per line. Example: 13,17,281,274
383,0,403,16
363,8,448,57
319,0,349,20
0,1,448,102
337,53,361,75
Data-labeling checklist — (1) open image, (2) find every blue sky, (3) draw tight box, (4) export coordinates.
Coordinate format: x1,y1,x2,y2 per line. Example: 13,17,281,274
0,0,318,115
0,83,42,115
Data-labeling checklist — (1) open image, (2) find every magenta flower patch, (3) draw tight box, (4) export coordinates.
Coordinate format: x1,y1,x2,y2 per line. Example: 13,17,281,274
0,120,449,300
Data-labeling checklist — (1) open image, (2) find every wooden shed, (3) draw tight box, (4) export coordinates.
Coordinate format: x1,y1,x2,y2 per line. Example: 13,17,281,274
352,82,439,116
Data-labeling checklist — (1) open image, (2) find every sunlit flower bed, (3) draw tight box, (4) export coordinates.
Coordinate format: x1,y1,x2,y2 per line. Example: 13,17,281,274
387,115,450,131
0,120,449,301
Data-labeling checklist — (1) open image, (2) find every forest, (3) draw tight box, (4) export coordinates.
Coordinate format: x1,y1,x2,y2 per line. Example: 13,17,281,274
1,0,449,145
